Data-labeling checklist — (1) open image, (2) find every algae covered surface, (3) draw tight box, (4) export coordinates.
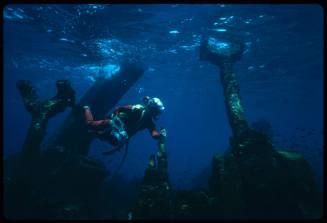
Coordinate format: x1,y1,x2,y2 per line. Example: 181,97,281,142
3,4,324,220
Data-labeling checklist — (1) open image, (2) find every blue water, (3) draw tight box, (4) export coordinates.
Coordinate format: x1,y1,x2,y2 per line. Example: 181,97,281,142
3,4,324,191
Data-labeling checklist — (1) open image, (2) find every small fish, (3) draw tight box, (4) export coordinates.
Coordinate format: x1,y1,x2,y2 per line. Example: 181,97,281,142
169,30,180,34
128,212,133,220
167,49,177,54
210,28,227,32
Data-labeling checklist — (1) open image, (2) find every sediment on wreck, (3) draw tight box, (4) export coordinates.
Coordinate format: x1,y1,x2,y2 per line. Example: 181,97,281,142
134,149,172,219
5,80,77,219
201,33,322,219
16,80,75,167
46,60,144,156
5,59,145,219
132,33,322,220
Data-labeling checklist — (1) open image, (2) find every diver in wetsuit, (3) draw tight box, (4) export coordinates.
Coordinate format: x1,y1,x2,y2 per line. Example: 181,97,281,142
83,96,166,149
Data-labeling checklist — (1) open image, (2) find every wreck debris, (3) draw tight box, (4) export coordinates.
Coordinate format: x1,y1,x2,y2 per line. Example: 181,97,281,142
46,61,144,156
134,139,172,219
201,34,322,219
16,80,75,168
200,34,248,138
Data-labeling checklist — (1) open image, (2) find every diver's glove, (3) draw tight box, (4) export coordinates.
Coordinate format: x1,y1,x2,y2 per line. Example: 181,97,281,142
158,127,167,143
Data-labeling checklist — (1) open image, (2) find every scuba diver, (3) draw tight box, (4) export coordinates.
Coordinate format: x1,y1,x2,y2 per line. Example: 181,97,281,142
83,96,166,154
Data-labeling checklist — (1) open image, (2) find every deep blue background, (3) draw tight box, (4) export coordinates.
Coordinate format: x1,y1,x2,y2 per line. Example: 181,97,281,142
3,4,324,191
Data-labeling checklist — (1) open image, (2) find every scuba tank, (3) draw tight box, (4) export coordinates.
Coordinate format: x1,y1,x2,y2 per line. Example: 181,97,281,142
102,113,131,176
101,114,128,155
109,114,129,144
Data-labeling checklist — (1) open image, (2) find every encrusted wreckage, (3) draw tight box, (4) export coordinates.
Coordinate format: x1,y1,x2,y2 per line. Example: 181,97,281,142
133,33,322,219
4,35,322,220
4,60,145,219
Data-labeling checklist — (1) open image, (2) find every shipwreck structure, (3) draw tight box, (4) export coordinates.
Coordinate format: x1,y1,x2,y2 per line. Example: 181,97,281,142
5,60,145,219
16,80,75,169
200,33,322,219
132,33,322,220
134,143,172,219
46,60,144,156
4,33,322,220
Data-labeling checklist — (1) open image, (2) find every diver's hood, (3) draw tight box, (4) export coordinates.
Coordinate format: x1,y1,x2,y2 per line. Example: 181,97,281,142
151,97,165,111
142,96,165,120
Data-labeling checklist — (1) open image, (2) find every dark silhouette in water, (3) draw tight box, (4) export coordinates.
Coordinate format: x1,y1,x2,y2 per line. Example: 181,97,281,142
251,119,275,140
17,80,75,163
200,33,322,219
5,80,77,218
130,33,322,220
45,60,145,156
200,33,248,138
15,79,75,184
4,34,322,220
133,128,171,219
4,60,146,219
